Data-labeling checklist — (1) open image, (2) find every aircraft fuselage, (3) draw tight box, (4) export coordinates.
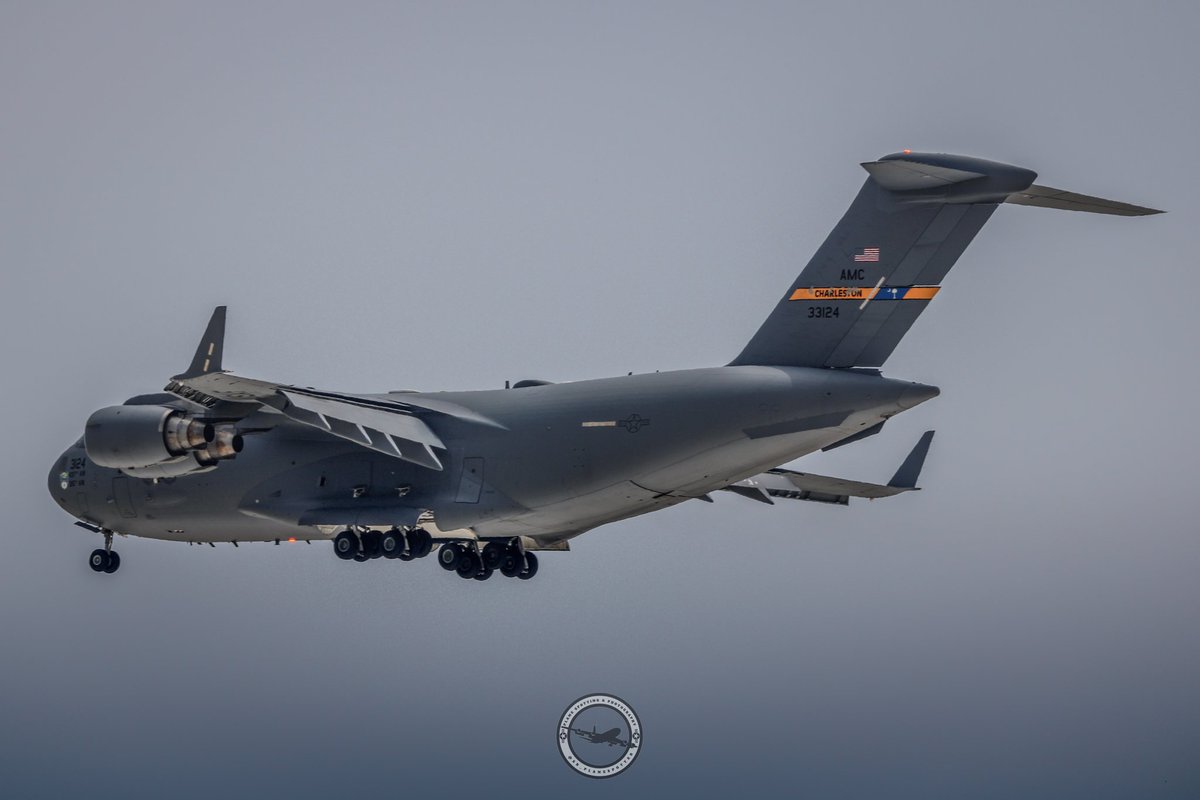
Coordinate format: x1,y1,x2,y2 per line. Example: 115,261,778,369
49,366,936,545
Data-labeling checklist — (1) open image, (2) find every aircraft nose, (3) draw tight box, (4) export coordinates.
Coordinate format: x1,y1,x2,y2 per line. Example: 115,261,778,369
48,453,70,510
898,382,940,409
48,440,86,516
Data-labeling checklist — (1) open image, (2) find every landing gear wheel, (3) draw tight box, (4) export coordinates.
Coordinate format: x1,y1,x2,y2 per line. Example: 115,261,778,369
481,542,505,570
89,549,109,573
380,529,405,559
499,551,523,578
104,551,121,574
353,552,370,562
474,566,494,581
438,543,463,571
456,549,481,579
361,530,383,559
518,552,539,580
405,528,432,558
333,530,360,560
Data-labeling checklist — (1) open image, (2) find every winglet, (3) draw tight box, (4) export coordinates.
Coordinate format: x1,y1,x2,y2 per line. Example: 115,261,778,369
176,306,226,379
887,430,935,489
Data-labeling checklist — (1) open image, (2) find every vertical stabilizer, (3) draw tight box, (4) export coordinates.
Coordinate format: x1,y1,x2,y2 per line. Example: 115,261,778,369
732,152,1041,369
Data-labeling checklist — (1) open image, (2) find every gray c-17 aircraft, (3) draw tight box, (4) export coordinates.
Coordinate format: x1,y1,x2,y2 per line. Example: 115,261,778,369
47,151,1160,580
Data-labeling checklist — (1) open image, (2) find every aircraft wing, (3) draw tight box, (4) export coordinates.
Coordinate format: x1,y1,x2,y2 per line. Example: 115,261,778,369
721,431,934,506
163,307,504,471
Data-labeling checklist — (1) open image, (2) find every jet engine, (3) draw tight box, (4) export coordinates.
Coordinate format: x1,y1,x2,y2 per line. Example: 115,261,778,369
84,405,243,478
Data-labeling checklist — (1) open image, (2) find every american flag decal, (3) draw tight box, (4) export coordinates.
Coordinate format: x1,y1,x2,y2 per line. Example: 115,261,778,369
853,247,880,262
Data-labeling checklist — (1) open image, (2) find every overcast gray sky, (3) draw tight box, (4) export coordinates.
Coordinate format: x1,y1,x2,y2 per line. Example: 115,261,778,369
3,1,1197,797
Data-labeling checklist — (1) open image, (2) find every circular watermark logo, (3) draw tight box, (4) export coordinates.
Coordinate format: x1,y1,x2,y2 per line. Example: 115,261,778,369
557,694,641,778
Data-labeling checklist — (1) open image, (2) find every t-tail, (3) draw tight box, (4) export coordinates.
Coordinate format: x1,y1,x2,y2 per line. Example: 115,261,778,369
731,152,1161,369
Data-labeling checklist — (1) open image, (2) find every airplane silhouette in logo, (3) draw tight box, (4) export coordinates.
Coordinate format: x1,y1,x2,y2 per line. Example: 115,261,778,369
570,724,630,748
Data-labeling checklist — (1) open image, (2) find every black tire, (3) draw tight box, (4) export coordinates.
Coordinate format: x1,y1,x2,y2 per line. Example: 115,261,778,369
104,551,121,574
416,529,434,558
456,550,481,578
89,549,109,573
474,566,494,581
380,529,404,559
353,552,370,562
361,530,383,559
499,551,522,577
438,543,462,571
518,552,539,580
481,542,505,570
333,530,360,560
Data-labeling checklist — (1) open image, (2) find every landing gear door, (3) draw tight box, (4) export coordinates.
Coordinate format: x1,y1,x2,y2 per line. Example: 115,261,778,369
454,457,484,504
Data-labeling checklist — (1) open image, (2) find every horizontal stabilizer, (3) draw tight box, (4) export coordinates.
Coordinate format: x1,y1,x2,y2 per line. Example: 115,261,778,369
1005,185,1163,216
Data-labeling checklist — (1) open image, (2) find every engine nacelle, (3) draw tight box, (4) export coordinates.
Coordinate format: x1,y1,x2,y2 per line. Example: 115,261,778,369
84,405,243,471
122,452,216,479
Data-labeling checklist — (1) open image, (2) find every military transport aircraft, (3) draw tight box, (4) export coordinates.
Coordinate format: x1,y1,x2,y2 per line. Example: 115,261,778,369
48,151,1159,580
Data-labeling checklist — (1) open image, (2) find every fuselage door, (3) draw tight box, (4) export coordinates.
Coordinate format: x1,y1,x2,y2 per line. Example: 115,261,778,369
455,457,484,504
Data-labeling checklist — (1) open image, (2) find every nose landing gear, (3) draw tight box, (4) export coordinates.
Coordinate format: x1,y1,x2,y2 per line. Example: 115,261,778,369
88,530,121,574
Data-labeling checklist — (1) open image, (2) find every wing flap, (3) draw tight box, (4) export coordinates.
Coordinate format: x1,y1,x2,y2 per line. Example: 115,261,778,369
278,389,445,469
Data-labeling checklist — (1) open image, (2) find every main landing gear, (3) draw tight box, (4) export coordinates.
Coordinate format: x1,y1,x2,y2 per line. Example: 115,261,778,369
333,526,434,563
333,528,540,581
89,530,121,574
437,540,538,581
